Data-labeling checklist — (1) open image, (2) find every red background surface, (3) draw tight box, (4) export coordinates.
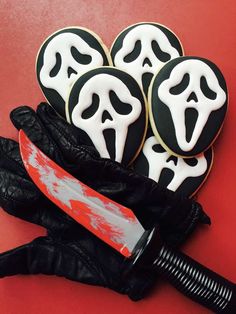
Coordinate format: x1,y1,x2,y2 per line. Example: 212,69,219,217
0,1,236,313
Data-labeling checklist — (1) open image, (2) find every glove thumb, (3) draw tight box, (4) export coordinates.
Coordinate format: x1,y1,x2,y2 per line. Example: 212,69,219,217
0,237,53,277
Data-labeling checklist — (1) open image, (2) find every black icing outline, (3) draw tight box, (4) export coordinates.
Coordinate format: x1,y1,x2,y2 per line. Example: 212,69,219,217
67,66,148,166
36,27,111,118
149,56,228,157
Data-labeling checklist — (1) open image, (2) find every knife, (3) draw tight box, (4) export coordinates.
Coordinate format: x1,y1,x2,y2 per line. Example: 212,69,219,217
19,130,235,313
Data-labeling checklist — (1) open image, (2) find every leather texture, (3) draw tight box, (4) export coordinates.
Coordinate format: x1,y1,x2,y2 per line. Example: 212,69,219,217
0,103,210,300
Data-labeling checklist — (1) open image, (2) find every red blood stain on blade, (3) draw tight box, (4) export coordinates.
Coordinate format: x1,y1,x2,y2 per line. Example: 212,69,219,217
70,199,131,257
19,130,145,257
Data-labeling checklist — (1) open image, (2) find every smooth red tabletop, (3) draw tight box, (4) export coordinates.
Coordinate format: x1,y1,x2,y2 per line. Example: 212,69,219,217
0,1,236,313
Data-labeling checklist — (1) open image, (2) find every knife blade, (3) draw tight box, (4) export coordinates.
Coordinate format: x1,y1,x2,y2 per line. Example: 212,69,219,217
19,129,236,313
19,129,147,258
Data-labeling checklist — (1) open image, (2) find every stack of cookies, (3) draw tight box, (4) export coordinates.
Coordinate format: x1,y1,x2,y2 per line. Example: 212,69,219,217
36,23,228,198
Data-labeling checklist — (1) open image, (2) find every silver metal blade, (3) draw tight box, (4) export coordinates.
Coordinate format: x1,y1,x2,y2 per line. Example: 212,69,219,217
19,130,145,257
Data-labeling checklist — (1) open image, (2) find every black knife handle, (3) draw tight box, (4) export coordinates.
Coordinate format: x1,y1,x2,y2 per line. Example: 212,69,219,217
130,228,236,313
154,245,235,313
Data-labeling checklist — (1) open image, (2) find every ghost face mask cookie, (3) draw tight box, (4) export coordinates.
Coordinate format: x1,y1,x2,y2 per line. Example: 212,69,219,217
66,67,148,165
133,130,213,197
149,56,228,157
36,27,112,118
111,22,183,95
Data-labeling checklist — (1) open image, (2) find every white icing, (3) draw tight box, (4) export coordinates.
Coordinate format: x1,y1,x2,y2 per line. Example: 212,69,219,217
113,24,180,87
39,32,104,101
71,73,142,162
158,59,226,151
142,136,208,191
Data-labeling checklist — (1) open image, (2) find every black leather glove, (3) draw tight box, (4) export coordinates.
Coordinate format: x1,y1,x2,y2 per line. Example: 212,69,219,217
0,137,155,300
0,103,210,301
10,103,210,245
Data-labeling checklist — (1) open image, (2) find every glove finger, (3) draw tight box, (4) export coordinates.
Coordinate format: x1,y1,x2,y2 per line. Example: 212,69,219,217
36,103,98,163
0,167,75,229
0,237,54,277
0,235,106,285
10,105,60,161
0,241,33,277
11,104,114,179
0,137,26,176
0,168,41,222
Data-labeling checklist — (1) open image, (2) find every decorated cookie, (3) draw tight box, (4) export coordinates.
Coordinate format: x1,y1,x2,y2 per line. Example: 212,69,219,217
111,22,183,95
149,56,228,157
36,27,112,118
66,67,148,165
133,130,213,197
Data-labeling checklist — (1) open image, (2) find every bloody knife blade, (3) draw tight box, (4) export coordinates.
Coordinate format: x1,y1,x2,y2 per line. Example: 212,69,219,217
19,129,147,258
19,130,236,313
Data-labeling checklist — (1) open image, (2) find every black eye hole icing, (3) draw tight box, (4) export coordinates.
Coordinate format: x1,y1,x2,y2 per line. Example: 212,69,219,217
169,73,190,95
81,93,99,119
109,90,132,114
123,40,141,63
49,52,62,77
151,40,171,62
71,46,92,65
200,76,217,100
152,143,165,153
184,158,198,167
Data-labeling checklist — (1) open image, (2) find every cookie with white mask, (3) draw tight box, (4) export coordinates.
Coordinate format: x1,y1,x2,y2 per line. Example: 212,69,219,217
66,67,148,165
111,22,183,95
149,56,228,157
133,130,213,197
36,27,112,118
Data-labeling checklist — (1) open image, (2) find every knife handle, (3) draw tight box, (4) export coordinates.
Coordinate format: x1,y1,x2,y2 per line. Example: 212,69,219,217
154,245,235,313
130,228,236,313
